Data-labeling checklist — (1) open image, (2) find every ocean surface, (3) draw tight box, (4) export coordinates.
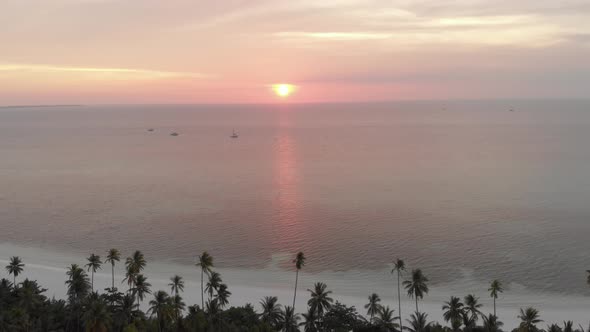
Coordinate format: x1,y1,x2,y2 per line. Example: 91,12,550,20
1,100,590,322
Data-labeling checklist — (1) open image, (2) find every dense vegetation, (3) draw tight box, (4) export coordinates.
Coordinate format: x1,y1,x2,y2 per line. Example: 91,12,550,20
0,251,587,331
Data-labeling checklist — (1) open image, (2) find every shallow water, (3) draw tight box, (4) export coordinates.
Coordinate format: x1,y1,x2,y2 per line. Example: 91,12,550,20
1,100,590,301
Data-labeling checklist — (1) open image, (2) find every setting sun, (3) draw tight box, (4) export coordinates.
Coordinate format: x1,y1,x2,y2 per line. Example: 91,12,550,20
272,84,295,97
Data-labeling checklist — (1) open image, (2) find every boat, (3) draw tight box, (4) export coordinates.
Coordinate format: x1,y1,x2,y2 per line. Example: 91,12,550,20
147,128,154,132
230,129,238,138
170,132,179,136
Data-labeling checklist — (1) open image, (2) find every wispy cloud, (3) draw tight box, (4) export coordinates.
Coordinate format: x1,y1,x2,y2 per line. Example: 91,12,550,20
274,31,392,41
0,64,210,80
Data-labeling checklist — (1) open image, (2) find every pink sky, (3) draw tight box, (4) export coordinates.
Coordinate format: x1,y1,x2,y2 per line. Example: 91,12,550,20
1,0,589,104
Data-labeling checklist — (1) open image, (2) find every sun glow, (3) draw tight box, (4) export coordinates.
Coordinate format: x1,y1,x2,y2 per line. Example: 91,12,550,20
272,84,295,97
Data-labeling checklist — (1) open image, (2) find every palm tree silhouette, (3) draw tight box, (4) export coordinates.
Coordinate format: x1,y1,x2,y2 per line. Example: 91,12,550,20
105,248,120,290
171,294,186,326
301,307,318,332
85,253,102,292
260,296,283,328
124,250,146,293
405,311,431,332
132,274,151,309
518,307,542,332
65,264,90,302
464,294,483,326
482,314,503,332
488,280,503,317
403,269,428,313
365,293,382,323
282,305,300,332
391,258,406,331
148,290,171,332
82,296,112,331
205,271,222,301
196,251,213,308
375,306,399,331
6,256,24,286
292,252,305,312
442,296,464,332
168,275,184,296
215,283,231,308
307,282,333,328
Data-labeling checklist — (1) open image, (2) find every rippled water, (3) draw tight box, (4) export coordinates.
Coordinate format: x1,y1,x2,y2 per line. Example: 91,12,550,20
1,100,590,295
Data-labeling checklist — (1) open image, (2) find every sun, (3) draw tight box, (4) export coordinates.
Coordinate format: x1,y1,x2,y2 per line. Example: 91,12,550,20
272,84,295,97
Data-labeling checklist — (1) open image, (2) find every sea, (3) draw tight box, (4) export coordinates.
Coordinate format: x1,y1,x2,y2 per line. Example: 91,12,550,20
1,100,589,325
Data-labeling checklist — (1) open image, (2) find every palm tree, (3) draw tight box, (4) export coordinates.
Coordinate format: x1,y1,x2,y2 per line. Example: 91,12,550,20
403,269,428,313
260,296,283,328
148,290,171,332
114,293,140,327
518,307,542,332
563,320,574,332
365,293,382,323
464,294,483,325
488,280,503,317
132,274,151,308
291,252,306,310
171,294,186,324
442,296,464,332
282,305,301,332
196,251,213,308
205,271,222,300
205,298,223,329
301,307,318,332
168,275,184,296
123,250,146,292
482,314,504,332
82,297,112,332
548,324,563,332
85,253,102,292
65,264,90,302
5,256,24,286
405,311,431,332
375,306,399,332
105,248,120,290
392,258,406,331
125,250,146,274
307,282,333,327
215,283,231,308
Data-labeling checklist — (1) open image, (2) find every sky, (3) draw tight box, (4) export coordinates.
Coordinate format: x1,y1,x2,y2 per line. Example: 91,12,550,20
1,0,589,104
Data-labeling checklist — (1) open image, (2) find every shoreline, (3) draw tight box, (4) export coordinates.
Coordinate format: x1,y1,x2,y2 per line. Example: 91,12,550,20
1,242,588,326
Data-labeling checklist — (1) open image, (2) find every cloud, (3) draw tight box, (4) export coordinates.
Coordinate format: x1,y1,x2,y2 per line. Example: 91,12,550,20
274,31,392,41
0,64,210,80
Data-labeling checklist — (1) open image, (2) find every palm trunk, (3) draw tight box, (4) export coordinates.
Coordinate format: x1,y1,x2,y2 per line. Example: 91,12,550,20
292,269,299,310
91,271,94,292
201,269,204,308
13,276,15,287
493,297,496,317
397,271,403,331
415,296,418,313
111,263,115,289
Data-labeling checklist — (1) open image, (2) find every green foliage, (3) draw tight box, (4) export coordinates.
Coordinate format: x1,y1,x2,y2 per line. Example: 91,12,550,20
0,253,583,331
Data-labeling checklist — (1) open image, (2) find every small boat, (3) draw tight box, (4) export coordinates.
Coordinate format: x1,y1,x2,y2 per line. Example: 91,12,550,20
230,129,238,138
509,109,514,112
147,128,154,132
170,132,179,136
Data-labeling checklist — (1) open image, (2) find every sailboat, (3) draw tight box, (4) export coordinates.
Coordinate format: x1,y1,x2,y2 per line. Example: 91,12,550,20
230,129,238,138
